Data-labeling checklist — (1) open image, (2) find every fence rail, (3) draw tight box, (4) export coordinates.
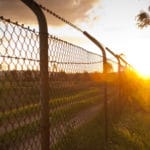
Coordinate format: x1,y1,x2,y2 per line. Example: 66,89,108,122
0,1,132,150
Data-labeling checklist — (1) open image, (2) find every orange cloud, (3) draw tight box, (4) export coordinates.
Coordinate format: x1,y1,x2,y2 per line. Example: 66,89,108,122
0,0,99,26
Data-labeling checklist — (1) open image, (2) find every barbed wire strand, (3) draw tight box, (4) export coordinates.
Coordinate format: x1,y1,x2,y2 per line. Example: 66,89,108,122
36,2,134,70
36,3,83,33
0,16,103,58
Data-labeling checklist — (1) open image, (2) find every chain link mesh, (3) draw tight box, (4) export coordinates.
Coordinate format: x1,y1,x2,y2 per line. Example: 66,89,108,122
47,34,105,149
0,16,41,150
0,16,108,150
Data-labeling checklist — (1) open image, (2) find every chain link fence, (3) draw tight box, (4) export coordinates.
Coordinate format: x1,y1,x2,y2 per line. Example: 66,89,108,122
0,17,41,150
0,16,115,150
0,0,134,148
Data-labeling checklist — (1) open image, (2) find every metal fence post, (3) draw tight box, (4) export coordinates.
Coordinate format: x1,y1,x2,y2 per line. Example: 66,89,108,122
106,47,121,94
83,31,108,148
116,55,121,112
105,47,121,73
105,47,121,110
21,1,49,150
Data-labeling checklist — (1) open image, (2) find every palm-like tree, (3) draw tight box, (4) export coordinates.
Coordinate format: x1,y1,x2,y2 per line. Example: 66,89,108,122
136,7,150,28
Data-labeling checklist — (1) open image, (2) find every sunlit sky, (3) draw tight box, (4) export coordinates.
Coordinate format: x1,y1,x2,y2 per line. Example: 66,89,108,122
0,0,150,77
87,0,150,77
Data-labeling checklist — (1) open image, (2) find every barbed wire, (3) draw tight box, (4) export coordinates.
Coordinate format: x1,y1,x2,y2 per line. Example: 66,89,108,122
0,16,128,74
0,16,102,57
0,16,102,59
37,3,83,33
36,1,134,71
0,16,103,74
0,16,37,34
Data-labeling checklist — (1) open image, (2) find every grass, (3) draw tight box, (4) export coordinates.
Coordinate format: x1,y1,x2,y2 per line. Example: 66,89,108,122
0,121,39,149
0,87,102,148
109,109,150,150
0,87,100,123
50,95,101,126
52,107,150,150
52,109,106,150
52,89,150,150
2,73,149,150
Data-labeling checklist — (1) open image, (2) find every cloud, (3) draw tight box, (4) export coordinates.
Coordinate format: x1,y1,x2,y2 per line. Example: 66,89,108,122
0,0,99,26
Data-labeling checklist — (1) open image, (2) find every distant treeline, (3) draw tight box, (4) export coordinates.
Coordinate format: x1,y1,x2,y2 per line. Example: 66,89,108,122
0,70,119,82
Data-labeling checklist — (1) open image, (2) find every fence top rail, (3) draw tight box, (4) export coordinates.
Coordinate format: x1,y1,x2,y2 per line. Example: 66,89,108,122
33,1,135,70
0,16,102,58
0,16,37,34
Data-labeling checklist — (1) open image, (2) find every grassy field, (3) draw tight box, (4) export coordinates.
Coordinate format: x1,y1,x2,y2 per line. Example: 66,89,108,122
0,76,108,149
2,71,147,149
53,78,150,150
54,102,150,150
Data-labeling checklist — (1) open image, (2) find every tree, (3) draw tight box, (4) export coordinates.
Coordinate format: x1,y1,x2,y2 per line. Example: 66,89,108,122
136,6,150,28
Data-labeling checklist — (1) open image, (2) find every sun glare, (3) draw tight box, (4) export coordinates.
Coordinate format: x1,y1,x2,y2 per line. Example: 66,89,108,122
134,63,150,79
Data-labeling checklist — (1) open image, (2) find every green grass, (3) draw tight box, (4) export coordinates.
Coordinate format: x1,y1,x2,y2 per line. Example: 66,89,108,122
0,121,39,149
52,101,150,150
0,88,102,148
52,109,106,150
0,87,100,123
109,109,150,150
50,95,101,126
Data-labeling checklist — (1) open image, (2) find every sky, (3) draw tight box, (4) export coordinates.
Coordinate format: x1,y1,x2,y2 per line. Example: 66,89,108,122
0,0,150,77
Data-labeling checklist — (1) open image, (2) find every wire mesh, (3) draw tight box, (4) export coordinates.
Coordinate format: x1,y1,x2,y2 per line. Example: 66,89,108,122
32,2,134,148
0,16,106,150
0,17,41,150
47,34,104,149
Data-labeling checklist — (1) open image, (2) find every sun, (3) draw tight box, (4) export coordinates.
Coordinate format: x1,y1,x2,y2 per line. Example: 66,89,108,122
127,48,150,79
133,58,150,79
135,65,150,79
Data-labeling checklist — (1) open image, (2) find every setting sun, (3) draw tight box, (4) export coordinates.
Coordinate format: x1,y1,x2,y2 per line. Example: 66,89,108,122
136,67,150,79
135,68,150,78
127,48,150,79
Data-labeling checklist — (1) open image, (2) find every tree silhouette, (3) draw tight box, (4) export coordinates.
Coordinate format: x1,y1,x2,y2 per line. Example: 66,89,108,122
136,6,150,28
